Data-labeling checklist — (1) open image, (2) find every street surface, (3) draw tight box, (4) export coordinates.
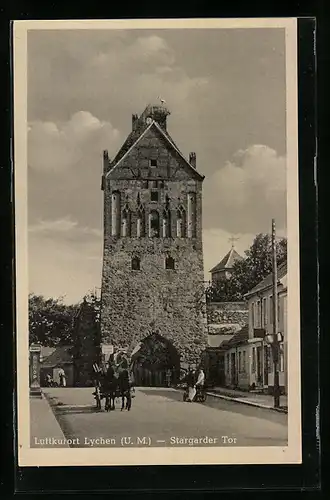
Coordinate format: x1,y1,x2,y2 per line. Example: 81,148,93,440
32,387,288,448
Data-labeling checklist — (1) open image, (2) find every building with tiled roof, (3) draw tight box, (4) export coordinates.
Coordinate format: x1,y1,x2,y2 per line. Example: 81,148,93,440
210,246,244,282
40,346,56,363
244,260,287,297
41,345,73,367
244,259,288,394
40,345,74,387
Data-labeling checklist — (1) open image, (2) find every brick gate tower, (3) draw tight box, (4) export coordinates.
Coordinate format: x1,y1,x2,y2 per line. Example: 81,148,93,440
100,104,207,373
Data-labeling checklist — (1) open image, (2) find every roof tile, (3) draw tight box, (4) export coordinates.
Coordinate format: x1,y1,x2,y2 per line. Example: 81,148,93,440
210,248,243,273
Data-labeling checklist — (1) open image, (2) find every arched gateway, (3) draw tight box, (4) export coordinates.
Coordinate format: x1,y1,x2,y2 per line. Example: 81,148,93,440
100,104,206,371
130,333,180,387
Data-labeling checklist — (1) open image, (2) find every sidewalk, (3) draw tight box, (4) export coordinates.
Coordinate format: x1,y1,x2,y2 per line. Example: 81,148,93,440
30,392,69,447
206,386,288,413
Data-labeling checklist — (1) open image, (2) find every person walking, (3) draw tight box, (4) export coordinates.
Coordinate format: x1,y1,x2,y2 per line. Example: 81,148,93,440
195,367,205,388
186,367,196,402
58,367,67,387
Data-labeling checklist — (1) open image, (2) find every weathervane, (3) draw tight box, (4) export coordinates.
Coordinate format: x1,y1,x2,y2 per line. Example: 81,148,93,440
228,236,239,248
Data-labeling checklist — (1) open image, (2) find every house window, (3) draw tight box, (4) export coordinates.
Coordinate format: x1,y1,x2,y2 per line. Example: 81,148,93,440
251,302,255,328
256,301,261,328
149,210,160,237
165,256,175,270
150,191,159,202
238,352,242,373
131,256,140,270
150,159,157,167
262,297,267,327
149,180,158,189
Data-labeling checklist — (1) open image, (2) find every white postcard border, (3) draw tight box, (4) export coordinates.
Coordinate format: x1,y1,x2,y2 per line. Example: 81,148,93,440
14,17,301,467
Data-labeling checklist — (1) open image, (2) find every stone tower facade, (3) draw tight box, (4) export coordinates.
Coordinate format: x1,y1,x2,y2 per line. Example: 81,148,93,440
100,104,207,368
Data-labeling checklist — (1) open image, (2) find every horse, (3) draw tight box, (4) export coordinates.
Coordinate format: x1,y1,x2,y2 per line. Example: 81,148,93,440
102,365,119,411
118,369,133,411
93,363,134,412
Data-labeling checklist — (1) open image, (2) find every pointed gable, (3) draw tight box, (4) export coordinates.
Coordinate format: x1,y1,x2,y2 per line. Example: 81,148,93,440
106,104,204,180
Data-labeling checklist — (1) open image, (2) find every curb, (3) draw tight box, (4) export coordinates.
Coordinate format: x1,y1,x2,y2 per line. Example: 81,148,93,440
41,392,70,446
206,391,288,413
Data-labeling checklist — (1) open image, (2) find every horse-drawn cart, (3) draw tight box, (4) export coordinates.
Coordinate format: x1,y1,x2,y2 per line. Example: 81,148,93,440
92,356,134,412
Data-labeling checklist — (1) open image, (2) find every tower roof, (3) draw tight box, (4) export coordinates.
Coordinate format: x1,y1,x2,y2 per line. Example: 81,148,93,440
106,104,204,179
111,103,172,166
210,247,243,274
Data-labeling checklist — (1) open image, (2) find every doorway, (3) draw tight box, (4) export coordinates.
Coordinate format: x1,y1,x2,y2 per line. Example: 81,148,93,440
131,332,180,387
256,346,263,386
263,345,269,387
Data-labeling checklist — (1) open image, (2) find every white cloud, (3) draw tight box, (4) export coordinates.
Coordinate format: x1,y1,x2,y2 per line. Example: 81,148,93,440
28,218,103,304
29,217,78,234
203,145,286,234
28,111,120,172
29,217,103,238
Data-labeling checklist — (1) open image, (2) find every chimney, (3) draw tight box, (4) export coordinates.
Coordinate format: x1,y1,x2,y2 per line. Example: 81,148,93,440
132,114,138,130
189,152,196,168
102,150,110,190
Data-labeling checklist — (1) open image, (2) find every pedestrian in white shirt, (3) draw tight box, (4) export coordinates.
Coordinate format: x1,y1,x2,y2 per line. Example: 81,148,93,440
58,367,67,387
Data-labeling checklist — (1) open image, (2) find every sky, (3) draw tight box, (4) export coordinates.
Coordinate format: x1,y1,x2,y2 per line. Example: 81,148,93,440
27,27,287,304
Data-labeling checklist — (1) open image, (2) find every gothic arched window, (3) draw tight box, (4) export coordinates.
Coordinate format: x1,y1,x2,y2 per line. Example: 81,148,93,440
136,195,145,237
165,256,175,270
136,209,145,237
131,256,141,271
176,206,186,238
163,208,171,237
122,204,131,237
149,210,160,237
187,192,196,238
111,191,121,237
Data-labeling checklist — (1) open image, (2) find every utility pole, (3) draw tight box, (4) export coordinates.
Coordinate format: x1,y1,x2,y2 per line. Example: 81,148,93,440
272,219,281,408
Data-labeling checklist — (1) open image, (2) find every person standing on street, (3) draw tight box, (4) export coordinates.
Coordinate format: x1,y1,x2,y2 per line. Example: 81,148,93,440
186,367,196,402
195,367,205,389
58,366,67,387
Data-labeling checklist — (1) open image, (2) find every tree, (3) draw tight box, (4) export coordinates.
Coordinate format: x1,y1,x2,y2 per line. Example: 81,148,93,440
207,234,287,302
29,294,78,346
81,291,101,323
206,275,242,302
